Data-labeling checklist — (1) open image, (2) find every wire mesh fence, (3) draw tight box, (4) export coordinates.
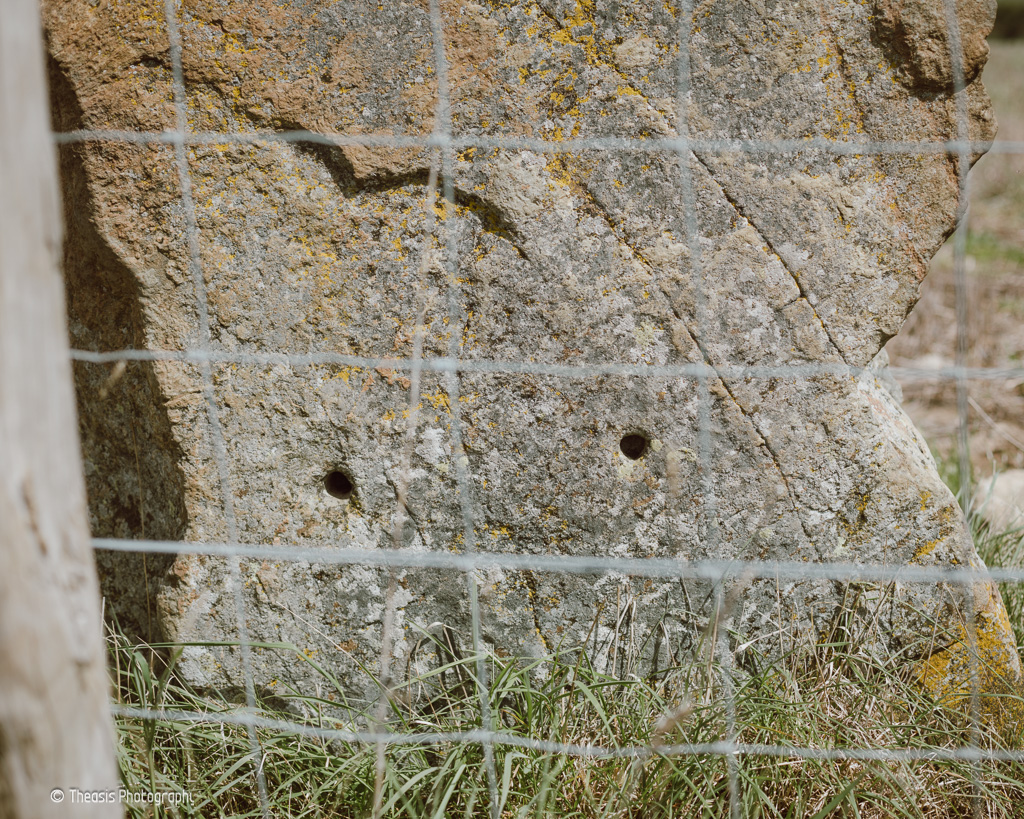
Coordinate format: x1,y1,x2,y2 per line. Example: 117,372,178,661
52,0,1024,815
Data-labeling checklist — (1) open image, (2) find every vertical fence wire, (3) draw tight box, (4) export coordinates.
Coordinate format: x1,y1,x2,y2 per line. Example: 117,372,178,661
427,0,502,811
672,1,740,814
941,0,985,812
161,1,270,814
370,155,441,819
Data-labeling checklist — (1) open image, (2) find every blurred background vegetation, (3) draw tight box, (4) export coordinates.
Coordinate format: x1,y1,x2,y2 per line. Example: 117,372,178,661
994,0,1024,38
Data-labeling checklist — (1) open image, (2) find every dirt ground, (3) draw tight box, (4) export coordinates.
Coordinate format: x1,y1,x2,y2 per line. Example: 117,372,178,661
886,40,1024,478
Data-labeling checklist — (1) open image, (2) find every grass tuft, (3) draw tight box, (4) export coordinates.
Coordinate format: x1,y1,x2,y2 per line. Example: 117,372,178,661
109,609,1024,817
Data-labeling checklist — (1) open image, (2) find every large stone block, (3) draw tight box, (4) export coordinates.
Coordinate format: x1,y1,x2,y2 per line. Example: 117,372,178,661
46,0,1020,706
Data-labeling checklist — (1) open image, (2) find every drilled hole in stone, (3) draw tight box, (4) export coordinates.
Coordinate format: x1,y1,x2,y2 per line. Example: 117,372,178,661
619,433,649,460
324,470,354,500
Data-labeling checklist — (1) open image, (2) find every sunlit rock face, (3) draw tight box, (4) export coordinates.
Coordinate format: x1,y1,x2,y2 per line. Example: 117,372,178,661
46,0,1018,705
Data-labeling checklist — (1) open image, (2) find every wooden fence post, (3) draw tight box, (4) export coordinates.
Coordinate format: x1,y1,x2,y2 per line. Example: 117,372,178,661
0,1,121,816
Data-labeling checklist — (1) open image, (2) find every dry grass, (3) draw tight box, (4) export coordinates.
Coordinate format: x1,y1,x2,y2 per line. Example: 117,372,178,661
109,545,1024,819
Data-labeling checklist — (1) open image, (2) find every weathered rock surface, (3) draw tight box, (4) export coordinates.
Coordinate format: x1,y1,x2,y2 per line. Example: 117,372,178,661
45,0,1020,706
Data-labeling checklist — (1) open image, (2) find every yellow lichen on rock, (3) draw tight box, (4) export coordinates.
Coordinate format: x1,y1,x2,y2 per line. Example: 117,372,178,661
916,581,1023,742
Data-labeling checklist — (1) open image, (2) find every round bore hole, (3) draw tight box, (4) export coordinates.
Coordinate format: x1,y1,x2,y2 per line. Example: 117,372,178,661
619,433,649,460
324,470,354,500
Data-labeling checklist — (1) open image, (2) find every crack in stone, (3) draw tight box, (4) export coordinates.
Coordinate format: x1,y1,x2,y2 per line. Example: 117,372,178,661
518,1,854,368
265,5,887,571
384,472,427,548
673,301,822,548
575,175,667,276
519,0,931,371
704,366,823,555
569,165,839,532
523,569,551,651
355,1,855,564
691,152,852,367
568,170,821,555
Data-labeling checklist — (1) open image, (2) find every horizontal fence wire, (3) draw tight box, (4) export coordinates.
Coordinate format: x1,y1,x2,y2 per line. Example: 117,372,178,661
50,128,1024,156
92,538,1024,585
67,348,1024,381
108,704,1024,764
53,0,1024,811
